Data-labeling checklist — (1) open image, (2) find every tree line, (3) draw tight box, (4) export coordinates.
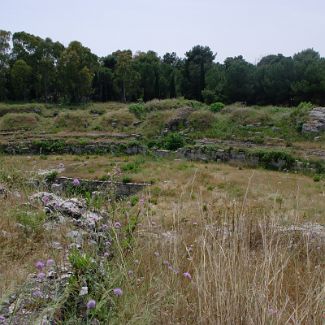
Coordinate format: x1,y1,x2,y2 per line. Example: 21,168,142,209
0,30,324,105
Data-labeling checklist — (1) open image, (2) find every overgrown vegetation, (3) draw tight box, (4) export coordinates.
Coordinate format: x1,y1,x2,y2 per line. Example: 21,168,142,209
1,30,325,105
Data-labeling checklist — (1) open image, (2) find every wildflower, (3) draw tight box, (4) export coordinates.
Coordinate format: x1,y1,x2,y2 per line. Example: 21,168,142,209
104,252,110,257
113,288,123,297
268,307,278,316
163,260,170,266
134,259,139,264
72,178,80,186
101,224,109,231
154,251,160,257
114,221,122,229
32,290,43,298
183,272,192,280
86,299,96,310
139,197,145,205
35,260,45,270
46,259,55,267
127,270,134,276
168,265,179,274
0,315,5,323
42,195,49,204
37,272,46,280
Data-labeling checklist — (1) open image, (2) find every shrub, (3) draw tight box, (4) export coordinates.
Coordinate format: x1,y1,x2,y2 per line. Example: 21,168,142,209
162,133,185,150
0,113,40,131
129,103,145,118
210,102,225,112
44,171,58,183
55,111,91,131
297,101,314,110
290,105,313,133
202,89,217,105
188,110,216,130
313,175,321,182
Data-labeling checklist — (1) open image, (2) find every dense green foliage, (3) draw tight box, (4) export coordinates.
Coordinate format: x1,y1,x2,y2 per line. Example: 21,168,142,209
1,30,325,105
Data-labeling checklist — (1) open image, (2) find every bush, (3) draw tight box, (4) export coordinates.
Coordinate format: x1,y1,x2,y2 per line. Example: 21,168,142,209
297,102,314,110
210,102,225,112
290,104,313,133
202,89,217,105
55,111,91,131
0,113,40,131
188,110,216,130
162,133,185,150
129,103,145,118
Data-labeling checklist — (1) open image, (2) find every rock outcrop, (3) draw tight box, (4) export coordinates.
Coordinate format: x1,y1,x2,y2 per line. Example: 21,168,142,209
302,107,325,133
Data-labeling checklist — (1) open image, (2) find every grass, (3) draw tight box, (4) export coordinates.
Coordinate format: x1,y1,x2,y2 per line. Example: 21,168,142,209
0,97,324,323
0,113,40,131
0,154,324,323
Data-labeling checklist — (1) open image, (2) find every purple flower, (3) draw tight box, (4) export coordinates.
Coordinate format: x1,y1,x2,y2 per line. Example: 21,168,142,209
113,288,123,297
35,260,45,270
104,252,110,257
37,272,46,280
72,178,80,186
101,224,109,231
139,197,145,205
127,270,134,276
86,299,96,310
42,196,49,204
114,221,122,229
268,307,278,316
183,272,192,280
0,315,6,323
168,265,179,274
32,290,43,298
46,259,55,267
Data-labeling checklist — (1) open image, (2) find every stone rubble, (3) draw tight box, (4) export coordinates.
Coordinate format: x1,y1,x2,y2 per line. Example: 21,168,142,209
302,107,325,133
0,192,112,324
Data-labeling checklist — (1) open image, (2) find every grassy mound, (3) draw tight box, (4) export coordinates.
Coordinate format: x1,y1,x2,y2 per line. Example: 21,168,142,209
54,111,92,131
0,113,40,131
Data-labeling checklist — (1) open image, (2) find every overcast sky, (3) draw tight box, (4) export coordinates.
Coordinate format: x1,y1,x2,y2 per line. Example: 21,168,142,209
2,0,324,63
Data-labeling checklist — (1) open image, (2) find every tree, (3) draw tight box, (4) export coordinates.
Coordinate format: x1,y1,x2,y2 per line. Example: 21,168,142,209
113,50,139,102
0,30,11,100
93,66,114,101
160,52,181,98
58,41,97,103
223,56,256,104
10,59,32,100
255,54,294,105
182,45,215,101
134,51,161,101
202,63,226,104
291,49,325,105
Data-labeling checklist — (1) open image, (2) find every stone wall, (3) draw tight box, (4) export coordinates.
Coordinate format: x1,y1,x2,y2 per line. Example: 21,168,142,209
53,177,150,198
